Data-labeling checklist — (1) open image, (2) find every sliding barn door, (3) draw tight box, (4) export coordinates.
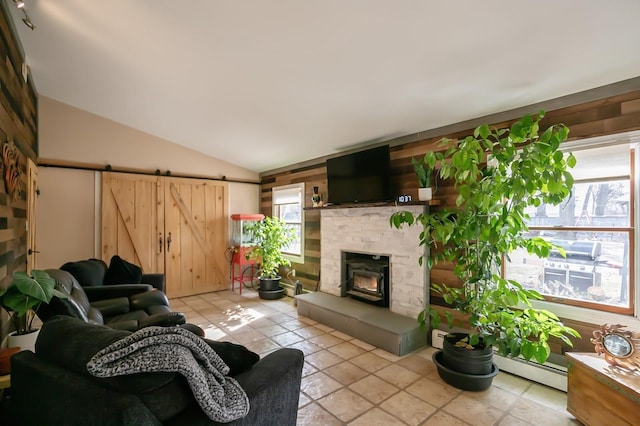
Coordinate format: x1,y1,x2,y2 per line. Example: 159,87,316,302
101,172,163,274
163,177,228,297
26,158,39,273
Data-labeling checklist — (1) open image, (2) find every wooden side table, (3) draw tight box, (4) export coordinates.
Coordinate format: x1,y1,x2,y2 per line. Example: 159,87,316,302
566,352,640,426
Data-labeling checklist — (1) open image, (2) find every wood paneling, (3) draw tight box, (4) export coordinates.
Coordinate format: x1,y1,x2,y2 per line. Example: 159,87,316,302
260,88,640,350
0,2,38,341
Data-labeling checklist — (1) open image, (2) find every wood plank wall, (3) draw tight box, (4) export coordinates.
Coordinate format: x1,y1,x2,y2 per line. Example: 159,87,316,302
0,2,38,340
260,89,640,353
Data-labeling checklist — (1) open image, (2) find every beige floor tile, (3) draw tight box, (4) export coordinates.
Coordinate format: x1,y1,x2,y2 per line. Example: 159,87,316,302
301,361,318,377
254,323,289,337
305,349,344,369
318,388,374,423
298,392,312,409
372,348,403,362
226,327,265,344
350,352,391,373
375,363,421,388
492,371,533,396
498,414,529,426
286,340,323,356
301,371,343,400
422,411,471,425
294,326,326,339
324,361,370,385
348,407,407,425
242,337,281,356
314,323,335,333
395,354,436,376
379,391,437,426
330,330,354,341
350,374,399,404
509,398,579,425
522,383,568,413
270,331,305,346
296,402,343,426
405,376,460,407
279,319,308,331
442,394,504,426
350,338,376,351
327,341,368,360
309,333,344,349
464,383,519,410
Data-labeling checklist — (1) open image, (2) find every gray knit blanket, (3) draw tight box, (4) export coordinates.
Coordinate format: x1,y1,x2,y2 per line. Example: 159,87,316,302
86,326,249,423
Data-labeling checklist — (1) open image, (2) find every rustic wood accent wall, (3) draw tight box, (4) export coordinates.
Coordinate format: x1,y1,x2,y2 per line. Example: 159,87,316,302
0,2,38,340
260,89,640,352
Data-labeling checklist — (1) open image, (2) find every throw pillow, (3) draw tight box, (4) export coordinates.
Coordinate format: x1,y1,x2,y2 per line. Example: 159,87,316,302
205,340,260,376
104,255,143,284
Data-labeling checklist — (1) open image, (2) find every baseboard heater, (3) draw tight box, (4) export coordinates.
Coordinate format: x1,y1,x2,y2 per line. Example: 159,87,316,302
431,329,568,392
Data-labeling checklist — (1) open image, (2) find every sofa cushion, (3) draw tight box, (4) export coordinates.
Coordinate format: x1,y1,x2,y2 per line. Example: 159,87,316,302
60,259,108,287
104,255,143,284
205,341,260,376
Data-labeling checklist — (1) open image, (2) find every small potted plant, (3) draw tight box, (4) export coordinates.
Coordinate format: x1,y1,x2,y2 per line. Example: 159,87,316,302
0,270,66,352
391,111,581,390
246,216,296,299
412,154,436,201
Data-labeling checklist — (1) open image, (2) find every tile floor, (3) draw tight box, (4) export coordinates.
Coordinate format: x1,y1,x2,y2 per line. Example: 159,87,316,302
170,289,581,426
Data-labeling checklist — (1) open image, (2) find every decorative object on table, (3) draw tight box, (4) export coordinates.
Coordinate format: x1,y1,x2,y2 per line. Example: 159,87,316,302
245,216,296,299
0,346,21,375
1,140,24,201
390,111,581,391
412,154,435,201
0,270,67,352
311,186,322,207
591,323,640,370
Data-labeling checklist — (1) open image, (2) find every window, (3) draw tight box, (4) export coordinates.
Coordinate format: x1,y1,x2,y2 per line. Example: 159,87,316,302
272,183,304,263
504,139,635,315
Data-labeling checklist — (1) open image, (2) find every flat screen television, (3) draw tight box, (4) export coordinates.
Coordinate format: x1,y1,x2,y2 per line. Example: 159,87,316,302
326,145,393,205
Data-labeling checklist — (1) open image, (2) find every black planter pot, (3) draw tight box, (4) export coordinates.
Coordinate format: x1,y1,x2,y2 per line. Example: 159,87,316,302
258,276,284,300
442,332,493,375
259,276,281,291
433,350,498,392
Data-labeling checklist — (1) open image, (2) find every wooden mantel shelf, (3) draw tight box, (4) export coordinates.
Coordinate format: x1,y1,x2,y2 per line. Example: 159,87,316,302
304,199,440,211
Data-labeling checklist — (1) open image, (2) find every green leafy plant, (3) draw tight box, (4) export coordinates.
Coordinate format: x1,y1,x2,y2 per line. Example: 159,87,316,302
246,216,296,279
390,111,581,364
0,270,66,335
411,154,436,188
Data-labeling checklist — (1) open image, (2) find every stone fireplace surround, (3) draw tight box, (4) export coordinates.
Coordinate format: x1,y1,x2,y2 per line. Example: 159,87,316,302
320,205,426,319
296,204,428,355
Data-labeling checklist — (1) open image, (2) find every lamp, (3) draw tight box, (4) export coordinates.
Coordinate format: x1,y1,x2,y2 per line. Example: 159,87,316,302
11,0,35,30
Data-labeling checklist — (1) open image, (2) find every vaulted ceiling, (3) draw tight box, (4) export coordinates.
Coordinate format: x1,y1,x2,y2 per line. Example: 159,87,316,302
8,1,640,172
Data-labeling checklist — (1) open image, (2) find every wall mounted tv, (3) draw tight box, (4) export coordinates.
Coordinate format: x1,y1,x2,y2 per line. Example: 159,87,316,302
326,145,393,205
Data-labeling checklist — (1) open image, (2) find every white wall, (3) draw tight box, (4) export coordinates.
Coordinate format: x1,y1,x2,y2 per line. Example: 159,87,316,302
37,97,260,268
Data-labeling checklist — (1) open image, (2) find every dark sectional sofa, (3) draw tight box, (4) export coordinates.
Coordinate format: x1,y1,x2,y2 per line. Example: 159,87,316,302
8,316,304,425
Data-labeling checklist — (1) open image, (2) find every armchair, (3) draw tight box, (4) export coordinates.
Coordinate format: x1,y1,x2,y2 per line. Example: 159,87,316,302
36,269,193,333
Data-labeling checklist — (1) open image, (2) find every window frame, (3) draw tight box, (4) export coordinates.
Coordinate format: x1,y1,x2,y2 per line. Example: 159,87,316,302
272,183,304,264
503,132,640,325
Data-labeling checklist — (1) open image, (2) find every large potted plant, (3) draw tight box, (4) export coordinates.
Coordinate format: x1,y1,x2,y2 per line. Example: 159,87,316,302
0,270,66,352
246,216,296,299
390,111,581,390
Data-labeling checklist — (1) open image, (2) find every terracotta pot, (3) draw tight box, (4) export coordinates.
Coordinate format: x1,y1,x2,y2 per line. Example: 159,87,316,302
0,347,21,375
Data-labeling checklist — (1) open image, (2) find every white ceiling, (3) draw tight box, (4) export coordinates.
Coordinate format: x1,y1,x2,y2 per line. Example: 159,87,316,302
8,1,640,173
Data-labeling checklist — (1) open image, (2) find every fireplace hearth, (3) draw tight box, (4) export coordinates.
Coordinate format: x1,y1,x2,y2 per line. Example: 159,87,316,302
342,251,390,307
